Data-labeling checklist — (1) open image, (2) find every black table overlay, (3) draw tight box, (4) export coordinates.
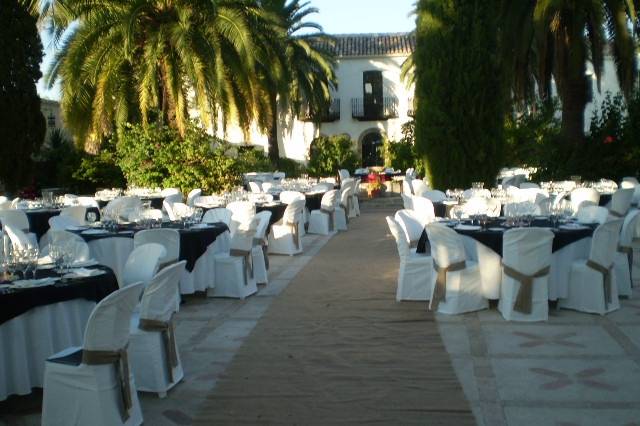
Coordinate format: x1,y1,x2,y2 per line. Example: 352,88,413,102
23,207,101,241
417,219,596,257
74,222,229,272
0,266,118,325
96,196,164,210
256,203,287,228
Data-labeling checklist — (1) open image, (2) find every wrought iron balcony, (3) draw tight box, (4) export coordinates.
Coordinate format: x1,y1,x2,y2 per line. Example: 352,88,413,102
351,97,399,121
300,99,341,122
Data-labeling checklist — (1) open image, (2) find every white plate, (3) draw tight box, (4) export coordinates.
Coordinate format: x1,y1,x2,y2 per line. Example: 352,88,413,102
71,259,99,268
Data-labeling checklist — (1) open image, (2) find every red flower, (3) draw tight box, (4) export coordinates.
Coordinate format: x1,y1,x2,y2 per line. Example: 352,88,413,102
604,135,615,144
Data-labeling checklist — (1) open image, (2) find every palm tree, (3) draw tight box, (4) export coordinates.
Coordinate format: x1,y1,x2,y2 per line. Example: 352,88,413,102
37,0,272,150
503,0,638,145
258,0,336,164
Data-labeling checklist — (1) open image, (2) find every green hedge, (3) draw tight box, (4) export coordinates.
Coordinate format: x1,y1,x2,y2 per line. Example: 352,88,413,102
307,134,358,177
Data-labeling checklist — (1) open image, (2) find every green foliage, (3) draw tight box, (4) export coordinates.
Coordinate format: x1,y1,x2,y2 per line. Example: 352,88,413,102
0,0,45,192
274,158,305,178
115,123,242,194
72,140,126,192
414,0,506,189
33,129,81,190
236,147,273,174
384,120,420,173
307,134,358,177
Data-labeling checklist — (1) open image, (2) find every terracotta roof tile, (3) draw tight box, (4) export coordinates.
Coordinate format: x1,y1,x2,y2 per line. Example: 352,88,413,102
315,32,415,58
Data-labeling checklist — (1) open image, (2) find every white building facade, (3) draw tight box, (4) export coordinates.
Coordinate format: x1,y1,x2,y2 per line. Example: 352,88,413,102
217,33,416,166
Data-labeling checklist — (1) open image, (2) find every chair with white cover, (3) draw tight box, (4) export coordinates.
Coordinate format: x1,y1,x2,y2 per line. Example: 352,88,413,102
402,179,414,196
226,201,256,236
268,199,305,256
519,182,540,189
273,171,286,181
308,190,338,235
386,216,432,301
622,177,639,187
498,228,554,321
425,223,488,314
251,211,271,285
48,214,83,231
536,197,553,215
186,189,202,207
0,200,11,210
612,210,640,297
609,188,634,219
202,208,232,226
340,178,358,218
310,182,334,192
248,181,263,193
0,209,37,245
394,210,426,249
401,194,413,210
103,197,142,222
621,181,637,189
463,197,490,217
213,218,259,299
577,205,609,224
279,191,305,204
338,169,350,182
121,243,167,288
77,197,100,208
410,196,436,224
61,206,87,224
129,262,186,397
41,282,145,426
559,219,624,314
411,179,429,197
162,192,183,213
193,195,224,208
423,190,447,203
348,178,360,217
3,225,38,251
570,188,600,212
40,230,90,261
134,229,180,269
161,188,181,197
334,186,350,231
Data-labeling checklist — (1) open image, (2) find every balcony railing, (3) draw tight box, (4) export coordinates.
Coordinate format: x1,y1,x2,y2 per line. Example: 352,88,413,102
351,97,399,121
407,97,415,117
300,99,341,122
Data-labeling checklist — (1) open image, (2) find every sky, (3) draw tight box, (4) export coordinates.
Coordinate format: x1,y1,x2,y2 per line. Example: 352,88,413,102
38,0,417,100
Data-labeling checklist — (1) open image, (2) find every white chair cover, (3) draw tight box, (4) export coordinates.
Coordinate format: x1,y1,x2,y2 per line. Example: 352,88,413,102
41,230,90,261
279,191,305,204
268,199,305,255
410,196,436,223
103,197,142,222
423,190,447,203
248,181,263,193
0,209,30,232
186,189,202,207
3,225,37,250
134,229,180,266
42,283,145,426
338,169,350,181
394,210,425,248
401,194,413,210
402,179,413,196
308,190,338,235
613,210,640,297
202,208,232,226
386,216,432,301
560,220,623,314
226,201,256,236
498,228,554,321
577,205,609,224
570,188,600,212
213,218,258,299
121,243,167,288
60,206,87,224
49,214,83,230
411,179,429,197
610,188,634,217
251,211,271,285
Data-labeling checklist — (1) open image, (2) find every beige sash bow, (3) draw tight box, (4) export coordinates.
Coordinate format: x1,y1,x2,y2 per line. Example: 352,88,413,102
586,259,613,305
253,237,269,270
503,264,550,314
320,208,334,231
230,249,253,284
139,317,178,382
82,346,132,422
339,202,350,224
284,220,300,249
431,260,466,310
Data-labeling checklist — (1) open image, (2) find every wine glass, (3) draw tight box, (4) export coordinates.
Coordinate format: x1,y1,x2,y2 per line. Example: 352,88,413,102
453,206,464,224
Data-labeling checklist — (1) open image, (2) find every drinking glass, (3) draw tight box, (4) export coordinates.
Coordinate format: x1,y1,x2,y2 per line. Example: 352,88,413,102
86,211,97,223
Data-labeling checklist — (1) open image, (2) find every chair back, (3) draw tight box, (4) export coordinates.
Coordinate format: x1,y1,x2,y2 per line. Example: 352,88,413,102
83,283,144,352
248,181,262,193
426,223,467,267
411,179,429,197
48,215,82,230
139,262,186,322
619,210,640,248
519,182,540,189
577,205,609,224
402,179,413,196
589,220,624,267
340,185,352,206
134,229,180,264
193,195,224,207
394,210,425,244
122,243,167,287
186,189,202,207
3,225,36,250
611,188,634,215
279,191,305,204
76,197,99,208
410,196,435,222
320,190,338,211
423,190,446,202
230,217,258,252
310,182,334,192
401,194,413,210
44,230,90,261
60,206,87,224
254,211,272,240
463,197,489,216
227,201,256,222
163,192,183,208
103,196,142,221
202,208,232,225
570,188,600,212
282,199,305,225
621,181,637,189
502,228,553,274
161,188,181,197
0,209,30,232
386,216,410,259
338,169,350,181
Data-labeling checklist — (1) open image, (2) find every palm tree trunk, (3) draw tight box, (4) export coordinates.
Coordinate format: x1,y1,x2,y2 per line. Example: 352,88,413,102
268,92,280,166
560,73,587,146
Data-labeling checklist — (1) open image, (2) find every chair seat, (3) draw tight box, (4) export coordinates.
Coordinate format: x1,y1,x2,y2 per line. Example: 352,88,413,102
429,260,487,314
559,259,620,315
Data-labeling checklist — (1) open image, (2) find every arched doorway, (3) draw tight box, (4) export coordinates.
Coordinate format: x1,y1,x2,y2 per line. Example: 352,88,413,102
360,131,384,167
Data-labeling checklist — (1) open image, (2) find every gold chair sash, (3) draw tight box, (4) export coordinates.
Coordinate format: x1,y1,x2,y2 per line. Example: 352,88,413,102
503,264,550,314
431,260,466,310
586,259,613,305
139,316,179,382
253,237,269,270
82,346,132,422
230,249,253,284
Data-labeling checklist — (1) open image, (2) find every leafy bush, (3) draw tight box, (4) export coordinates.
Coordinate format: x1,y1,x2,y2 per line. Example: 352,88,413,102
307,134,359,177
275,157,305,178
116,123,242,194
33,129,82,190
384,120,419,173
235,146,272,173
73,148,126,192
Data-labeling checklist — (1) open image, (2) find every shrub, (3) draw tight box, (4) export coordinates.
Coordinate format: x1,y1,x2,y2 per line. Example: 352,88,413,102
275,157,305,178
236,146,272,174
384,120,419,173
33,129,82,190
307,134,359,177
73,148,126,192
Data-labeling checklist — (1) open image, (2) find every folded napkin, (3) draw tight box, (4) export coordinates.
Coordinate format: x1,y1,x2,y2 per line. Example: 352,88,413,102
71,259,98,267
62,268,105,279
12,277,58,288
66,225,88,231
81,229,108,235
190,223,211,229
559,223,589,230
455,224,482,231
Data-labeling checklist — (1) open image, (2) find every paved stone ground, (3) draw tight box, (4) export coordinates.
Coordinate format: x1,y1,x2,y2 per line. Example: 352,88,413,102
0,232,333,426
437,290,640,426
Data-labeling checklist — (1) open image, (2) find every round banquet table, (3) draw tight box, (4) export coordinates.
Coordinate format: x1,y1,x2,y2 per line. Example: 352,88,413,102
0,266,118,401
75,222,230,294
23,207,101,241
417,218,597,300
